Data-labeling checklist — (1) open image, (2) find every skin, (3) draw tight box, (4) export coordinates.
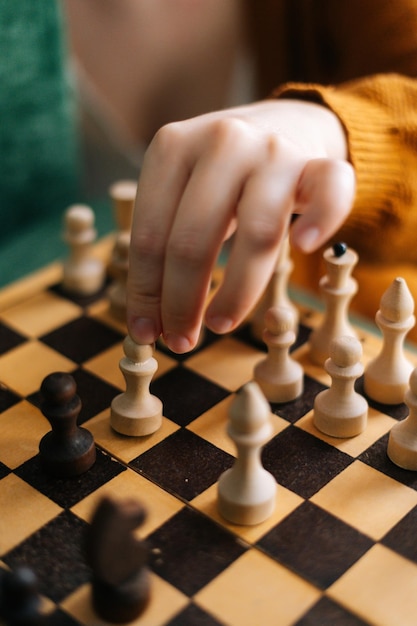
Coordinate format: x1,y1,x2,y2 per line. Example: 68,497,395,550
127,98,355,353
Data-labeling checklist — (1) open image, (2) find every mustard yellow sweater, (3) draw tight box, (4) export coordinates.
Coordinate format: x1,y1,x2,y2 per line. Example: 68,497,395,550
2,0,417,339
246,2,417,340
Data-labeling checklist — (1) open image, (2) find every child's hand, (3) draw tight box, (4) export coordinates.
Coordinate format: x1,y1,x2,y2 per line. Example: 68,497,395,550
127,99,355,353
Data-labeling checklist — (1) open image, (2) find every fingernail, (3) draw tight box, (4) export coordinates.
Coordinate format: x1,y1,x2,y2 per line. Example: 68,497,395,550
206,315,234,334
295,226,320,252
164,333,192,354
130,317,158,344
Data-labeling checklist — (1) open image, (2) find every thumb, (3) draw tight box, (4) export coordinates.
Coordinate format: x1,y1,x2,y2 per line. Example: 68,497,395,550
290,158,356,252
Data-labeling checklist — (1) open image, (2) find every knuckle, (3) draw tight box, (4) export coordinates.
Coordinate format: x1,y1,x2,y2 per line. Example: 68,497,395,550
243,218,281,251
208,117,251,151
167,230,205,266
151,122,187,158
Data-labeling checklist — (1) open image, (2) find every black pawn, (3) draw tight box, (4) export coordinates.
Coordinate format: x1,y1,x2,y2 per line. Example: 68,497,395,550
39,372,96,477
0,567,43,625
85,496,151,623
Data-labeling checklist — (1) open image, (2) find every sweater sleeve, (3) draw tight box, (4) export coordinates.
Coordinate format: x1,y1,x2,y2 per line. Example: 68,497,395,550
272,73,417,264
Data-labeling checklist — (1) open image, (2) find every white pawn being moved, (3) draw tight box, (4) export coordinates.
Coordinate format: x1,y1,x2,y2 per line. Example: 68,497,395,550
62,204,106,296
387,367,417,470
111,336,163,437
314,335,368,438
309,242,358,366
364,277,415,405
218,382,277,526
254,306,303,403
251,235,298,341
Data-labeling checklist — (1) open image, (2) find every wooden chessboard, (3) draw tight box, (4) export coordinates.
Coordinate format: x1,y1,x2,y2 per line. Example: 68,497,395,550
1,242,417,626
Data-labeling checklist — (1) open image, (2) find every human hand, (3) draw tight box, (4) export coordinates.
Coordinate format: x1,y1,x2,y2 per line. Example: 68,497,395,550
127,99,355,353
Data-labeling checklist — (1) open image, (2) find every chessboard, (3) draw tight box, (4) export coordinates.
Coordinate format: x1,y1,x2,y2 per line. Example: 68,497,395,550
1,240,417,626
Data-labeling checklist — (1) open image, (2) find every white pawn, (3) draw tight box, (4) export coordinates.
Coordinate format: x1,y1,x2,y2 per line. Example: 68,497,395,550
364,277,415,404
111,336,163,437
388,367,417,470
108,231,130,321
309,243,358,366
254,306,303,403
109,179,137,233
314,335,368,438
218,382,277,525
62,204,105,296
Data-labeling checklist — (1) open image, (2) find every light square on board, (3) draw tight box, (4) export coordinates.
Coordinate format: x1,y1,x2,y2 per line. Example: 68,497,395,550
311,459,417,540
0,474,62,554
187,394,289,456
0,291,82,338
72,468,184,538
0,341,76,396
194,549,321,626
87,297,128,334
186,336,263,391
327,544,417,626
0,400,47,469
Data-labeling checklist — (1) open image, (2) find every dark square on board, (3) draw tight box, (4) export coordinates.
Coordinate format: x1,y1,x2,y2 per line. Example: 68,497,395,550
258,501,373,589
0,384,21,412
27,367,120,425
0,461,10,480
40,316,123,364
359,433,417,490
166,603,224,626
295,596,369,626
147,507,247,596
49,280,110,308
262,425,354,499
0,322,26,356
3,510,90,604
14,449,126,508
151,366,230,427
382,504,417,564
130,428,234,501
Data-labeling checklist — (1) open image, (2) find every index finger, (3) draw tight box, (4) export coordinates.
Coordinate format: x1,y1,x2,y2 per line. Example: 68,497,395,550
127,124,192,344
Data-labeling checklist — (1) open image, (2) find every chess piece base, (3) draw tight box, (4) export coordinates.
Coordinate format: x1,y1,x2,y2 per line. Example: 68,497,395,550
110,395,163,436
364,374,410,405
63,259,105,296
92,568,150,623
314,392,368,438
387,423,417,470
218,470,277,525
39,429,96,477
255,373,303,404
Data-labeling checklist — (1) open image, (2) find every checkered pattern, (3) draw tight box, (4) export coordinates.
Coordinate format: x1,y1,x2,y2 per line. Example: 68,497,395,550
1,275,417,626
